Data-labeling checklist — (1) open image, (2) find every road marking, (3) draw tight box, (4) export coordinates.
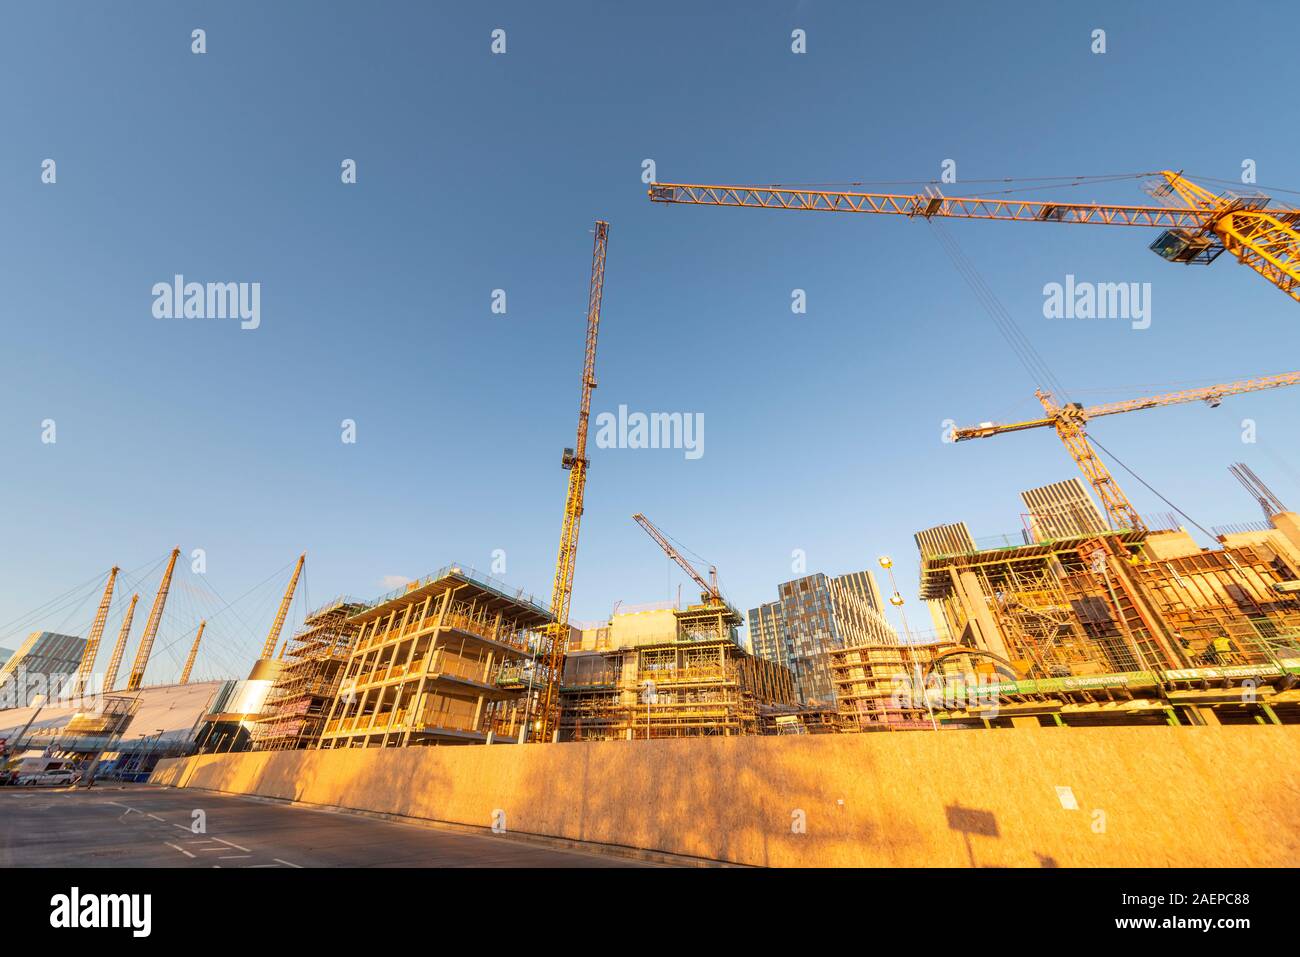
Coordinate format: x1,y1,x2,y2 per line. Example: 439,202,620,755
147,813,166,821
274,858,302,868
172,823,191,831
219,854,252,860
165,842,196,858
213,837,251,852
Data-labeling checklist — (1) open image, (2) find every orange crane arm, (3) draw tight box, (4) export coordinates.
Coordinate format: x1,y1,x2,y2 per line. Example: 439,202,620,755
649,171,1300,303
632,513,720,603
954,370,1300,439
649,181,1208,227
537,220,610,743
1076,370,1300,420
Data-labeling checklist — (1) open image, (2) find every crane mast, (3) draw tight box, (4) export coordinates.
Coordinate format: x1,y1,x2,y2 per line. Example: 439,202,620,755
648,171,1300,303
74,566,119,695
952,371,1300,532
536,220,610,743
126,548,180,692
632,513,720,605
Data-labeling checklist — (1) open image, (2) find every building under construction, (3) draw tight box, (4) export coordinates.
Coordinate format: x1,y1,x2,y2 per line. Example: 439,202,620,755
318,565,552,747
903,502,1300,727
558,601,797,741
250,597,369,750
831,640,956,731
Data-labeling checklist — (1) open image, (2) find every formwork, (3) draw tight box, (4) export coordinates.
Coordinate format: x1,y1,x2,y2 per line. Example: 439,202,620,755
250,598,368,751
913,527,1300,727
318,565,552,748
830,641,954,731
558,636,797,741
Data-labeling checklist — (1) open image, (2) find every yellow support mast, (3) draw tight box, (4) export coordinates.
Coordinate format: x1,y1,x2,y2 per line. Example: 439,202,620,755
179,620,206,685
104,593,139,693
73,566,118,695
126,548,181,692
536,220,610,743
260,553,305,662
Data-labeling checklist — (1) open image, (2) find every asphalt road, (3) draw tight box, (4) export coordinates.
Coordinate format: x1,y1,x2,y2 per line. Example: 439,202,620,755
0,784,649,867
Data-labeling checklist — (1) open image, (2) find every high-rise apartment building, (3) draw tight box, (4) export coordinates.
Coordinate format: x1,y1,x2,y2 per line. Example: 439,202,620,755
747,570,894,707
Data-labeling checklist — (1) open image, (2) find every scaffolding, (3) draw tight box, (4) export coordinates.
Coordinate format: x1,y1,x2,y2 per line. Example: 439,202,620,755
250,597,369,751
911,524,1300,726
830,642,953,731
319,566,552,748
558,636,797,741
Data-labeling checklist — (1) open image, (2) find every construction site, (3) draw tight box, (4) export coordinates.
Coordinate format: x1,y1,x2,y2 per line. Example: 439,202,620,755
2,167,1299,876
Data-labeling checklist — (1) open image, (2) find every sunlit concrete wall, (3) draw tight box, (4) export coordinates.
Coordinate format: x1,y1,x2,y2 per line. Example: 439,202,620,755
151,727,1300,867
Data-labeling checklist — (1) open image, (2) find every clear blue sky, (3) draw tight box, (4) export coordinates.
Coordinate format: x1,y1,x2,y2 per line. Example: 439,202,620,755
2,1,1297,680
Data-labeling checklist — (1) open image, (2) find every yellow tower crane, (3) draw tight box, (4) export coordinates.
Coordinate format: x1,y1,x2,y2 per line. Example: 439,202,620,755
73,566,118,695
951,370,1300,532
648,171,1300,303
632,513,723,606
126,548,180,692
535,220,610,743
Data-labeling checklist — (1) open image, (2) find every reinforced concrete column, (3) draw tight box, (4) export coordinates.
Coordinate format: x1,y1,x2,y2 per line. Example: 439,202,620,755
951,569,1009,660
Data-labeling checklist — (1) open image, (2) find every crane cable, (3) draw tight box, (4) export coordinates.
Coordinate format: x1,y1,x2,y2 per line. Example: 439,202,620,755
925,218,1072,402
1088,436,1217,540
925,219,1219,536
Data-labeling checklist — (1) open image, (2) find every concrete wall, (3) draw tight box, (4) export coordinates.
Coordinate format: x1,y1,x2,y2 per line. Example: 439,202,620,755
151,726,1300,867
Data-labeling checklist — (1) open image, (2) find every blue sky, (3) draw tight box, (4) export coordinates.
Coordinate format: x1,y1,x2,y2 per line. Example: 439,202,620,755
2,1,1297,680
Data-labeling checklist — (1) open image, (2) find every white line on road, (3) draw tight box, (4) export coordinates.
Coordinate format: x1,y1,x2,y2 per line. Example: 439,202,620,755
213,836,251,852
165,843,196,859
274,858,302,868
147,813,166,821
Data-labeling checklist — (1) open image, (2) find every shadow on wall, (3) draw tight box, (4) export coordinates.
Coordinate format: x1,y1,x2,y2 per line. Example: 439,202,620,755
153,726,1300,868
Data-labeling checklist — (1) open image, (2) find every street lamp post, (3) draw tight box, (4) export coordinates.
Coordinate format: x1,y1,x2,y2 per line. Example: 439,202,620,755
879,555,937,731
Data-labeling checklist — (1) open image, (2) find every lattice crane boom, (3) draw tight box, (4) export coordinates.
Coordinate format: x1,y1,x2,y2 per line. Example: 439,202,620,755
536,220,610,743
648,171,1300,303
632,513,720,604
951,370,1300,533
